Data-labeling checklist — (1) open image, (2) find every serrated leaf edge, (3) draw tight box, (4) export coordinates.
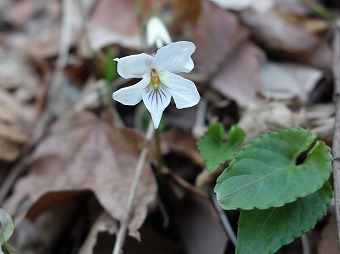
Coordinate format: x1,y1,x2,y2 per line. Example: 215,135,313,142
215,129,332,210
198,123,239,173
219,128,315,176
218,142,332,210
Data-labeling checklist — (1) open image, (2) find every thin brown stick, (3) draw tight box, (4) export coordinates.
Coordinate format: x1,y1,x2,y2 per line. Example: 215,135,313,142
112,121,154,254
332,20,340,246
32,0,74,140
0,155,34,204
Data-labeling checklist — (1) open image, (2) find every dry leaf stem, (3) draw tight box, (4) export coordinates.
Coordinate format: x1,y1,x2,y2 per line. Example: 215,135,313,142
0,155,34,204
76,0,94,58
33,0,74,140
113,121,154,254
332,20,340,246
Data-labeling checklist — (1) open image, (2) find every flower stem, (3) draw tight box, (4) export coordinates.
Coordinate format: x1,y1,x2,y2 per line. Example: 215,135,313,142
112,120,154,254
154,128,164,179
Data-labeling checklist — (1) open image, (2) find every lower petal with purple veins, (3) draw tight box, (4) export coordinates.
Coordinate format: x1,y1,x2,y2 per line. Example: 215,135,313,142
142,87,171,128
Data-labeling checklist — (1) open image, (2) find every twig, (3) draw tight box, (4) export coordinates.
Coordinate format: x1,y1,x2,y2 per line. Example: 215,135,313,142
112,121,155,254
301,233,311,254
75,0,95,59
210,191,237,247
32,0,74,140
332,20,340,246
0,155,34,204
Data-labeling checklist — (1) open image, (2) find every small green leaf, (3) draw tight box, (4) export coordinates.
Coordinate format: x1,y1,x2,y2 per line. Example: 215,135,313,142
198,124,245,173
3,242,16,254
0,209,14,245
236,182,332,254
311,3,334,21
229,125,246,146
215,128,332,210
104,48,116,86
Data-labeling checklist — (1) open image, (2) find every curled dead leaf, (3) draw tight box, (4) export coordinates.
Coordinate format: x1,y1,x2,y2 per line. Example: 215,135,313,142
260,62,323,102
171,0,202,26
86,0,142,52
238,100,303,142
0,123,27,143
0,90,36,161
239,9,332,70
0,139,22,161
165,168,228,254
212,40,265,107
4,110,157,237
181,0,248,76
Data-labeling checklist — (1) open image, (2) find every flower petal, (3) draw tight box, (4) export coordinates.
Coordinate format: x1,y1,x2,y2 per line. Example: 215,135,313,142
152,41,195,74
142,87,171,128
115,53,153,79
160,71,200,109
147,16,172,49
112,74,150,105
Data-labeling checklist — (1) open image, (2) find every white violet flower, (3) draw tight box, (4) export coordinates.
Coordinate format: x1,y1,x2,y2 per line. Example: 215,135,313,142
112,41,200,129
146,16,172,49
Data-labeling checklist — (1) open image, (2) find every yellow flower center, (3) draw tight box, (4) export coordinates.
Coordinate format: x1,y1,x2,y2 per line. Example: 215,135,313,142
151,69,159,89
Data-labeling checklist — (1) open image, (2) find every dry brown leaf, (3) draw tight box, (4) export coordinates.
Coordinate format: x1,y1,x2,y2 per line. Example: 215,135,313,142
209,0,274,12
23,28,62,59
0,89,36,126
0,90,36,161
11,198,80,254
0,51,40,103
181,0,248,76
260,62,323,102
0,90,23,124
212,40,265,107
165,105,198,130
20,0,93,60
171,0,202,26
274,0,309,16
240,9,318,53
304,104,334,143
239,9,332,69
87,0,143,52
166,169,228,254
173,193,227,254
318,214,340,254
0,139,22,162
7,0,40,27
238,100,303,142
208,0,251,11
0,122,27,143
161,129,205,167
4,110,157,237
79,211,118,254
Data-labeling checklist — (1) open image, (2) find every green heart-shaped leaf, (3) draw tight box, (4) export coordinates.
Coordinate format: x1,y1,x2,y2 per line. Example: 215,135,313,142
215,128,332,210
198,124,245,173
